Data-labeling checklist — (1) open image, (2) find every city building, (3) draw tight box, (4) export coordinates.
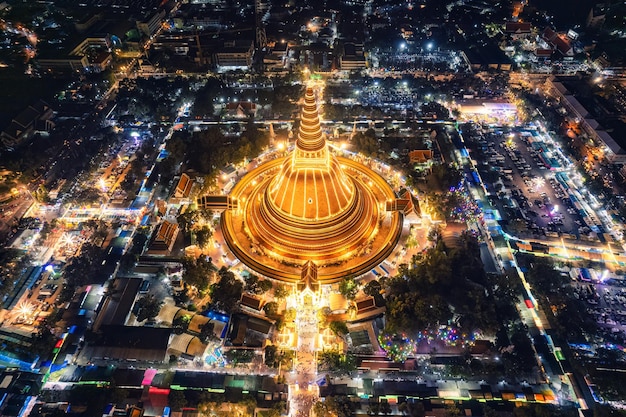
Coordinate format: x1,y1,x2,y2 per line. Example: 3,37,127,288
0,369,43,417
214,39,255,71
224,101,258,118
137,10,166,37
0,100,55,149
545,77,626,164
504,22,532,39
172,173,193,199
541,27,574,57
147,221,179,255
340,42,367,70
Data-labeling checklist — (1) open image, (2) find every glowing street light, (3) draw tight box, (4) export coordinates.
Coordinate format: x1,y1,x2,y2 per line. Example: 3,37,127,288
15,300,35,321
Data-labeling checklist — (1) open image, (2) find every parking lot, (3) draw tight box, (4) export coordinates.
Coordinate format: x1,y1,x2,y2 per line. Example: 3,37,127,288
464,122,601,241
570,268,626,344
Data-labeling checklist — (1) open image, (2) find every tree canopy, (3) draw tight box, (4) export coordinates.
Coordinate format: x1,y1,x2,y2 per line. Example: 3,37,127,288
338,277,359,300
182,256,215,292
383,233,498,335
135,295,163,322
209,267,243,314
165,122,269,179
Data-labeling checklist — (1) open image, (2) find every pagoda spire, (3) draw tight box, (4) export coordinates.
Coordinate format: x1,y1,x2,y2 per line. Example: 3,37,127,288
295,87,325,153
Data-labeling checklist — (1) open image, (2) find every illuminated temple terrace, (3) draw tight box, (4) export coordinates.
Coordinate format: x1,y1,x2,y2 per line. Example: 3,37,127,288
221,87,403,283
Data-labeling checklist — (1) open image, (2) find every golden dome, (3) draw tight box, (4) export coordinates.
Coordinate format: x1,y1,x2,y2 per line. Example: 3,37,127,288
267,88,355,220
221,87,402,283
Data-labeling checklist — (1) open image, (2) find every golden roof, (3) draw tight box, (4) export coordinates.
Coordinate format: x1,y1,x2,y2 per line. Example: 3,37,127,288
221,87,403,283
268,88,355,220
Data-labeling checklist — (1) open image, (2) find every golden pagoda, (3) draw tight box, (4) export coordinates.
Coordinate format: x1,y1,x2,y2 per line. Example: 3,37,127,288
221,87,402,283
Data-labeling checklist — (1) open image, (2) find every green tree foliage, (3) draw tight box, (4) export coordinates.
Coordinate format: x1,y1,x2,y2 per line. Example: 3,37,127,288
263,301,279,318
61,242,106,298
177,208,213,234
523,256,595,340
329,320,349,337
166,123,269,179
0,250,31,301
525,257,569,296
192,77,223,119
182,255,215,291
352,129,379,157
400,401,426,417
426,164,462,193
245,273,272,294
264,345,295,368
210,267,243,314
318,350,357,374
135,295,163,322
313,396,355,417
198,320,217,343
168,390,188,411
384,234,498,335
224,349,255,364
173,313,192,333
363,279,381,297
284,307,296,322
69,187,104,206
31,321,57,358
195,225,213,249
363,279,385,306
338,277,358,300
269,82,303,117
274,284,290,299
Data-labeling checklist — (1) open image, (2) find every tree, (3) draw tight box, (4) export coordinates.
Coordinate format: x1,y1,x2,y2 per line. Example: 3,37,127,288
195,226,213,249
263,301,279,317
274,284,290,299
173,314,192,333
380,400,392,415
525,257,568,296
338,277,358,300
62,242,106,290
244,273,261,293
30,322,57,358
329,320,349,337
314,396,355,417
135,295,163,322
363,279,385,306
352,129,379,157
368,401,380,415
257,279,273,293
318,350,357,374
210,267,243,314
70,187,104,206
168,390,188,411
199,320,217,343
363,280,381,297
224,349,255,364
317,306,331,328
182,256,215,291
